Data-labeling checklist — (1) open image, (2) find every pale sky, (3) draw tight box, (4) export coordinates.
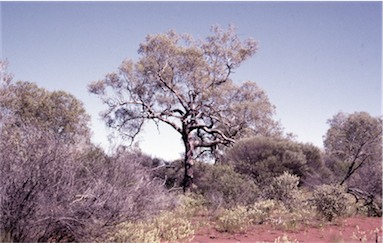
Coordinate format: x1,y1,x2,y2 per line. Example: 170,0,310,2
1,2,381,161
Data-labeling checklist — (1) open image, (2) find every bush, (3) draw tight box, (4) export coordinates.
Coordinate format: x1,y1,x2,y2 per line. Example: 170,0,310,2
225,137,309,186
266,172,300,207
109,197,196,243
247,199,277,224
109,221,161,243
215,206,250,233
177,193,207,217
0,123,173,242
194,163,260,209
312,184,349,221
154,211,195,242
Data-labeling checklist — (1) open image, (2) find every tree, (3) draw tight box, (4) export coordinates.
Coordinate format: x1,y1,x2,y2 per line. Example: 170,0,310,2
89,25,280,191
0,80,91,144
324,112,382,186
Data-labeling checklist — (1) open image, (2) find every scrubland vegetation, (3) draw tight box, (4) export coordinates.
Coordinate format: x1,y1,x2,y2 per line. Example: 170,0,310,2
0,26,381,242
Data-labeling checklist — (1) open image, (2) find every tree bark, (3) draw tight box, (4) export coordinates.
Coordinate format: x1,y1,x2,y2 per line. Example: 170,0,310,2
182,133,195,193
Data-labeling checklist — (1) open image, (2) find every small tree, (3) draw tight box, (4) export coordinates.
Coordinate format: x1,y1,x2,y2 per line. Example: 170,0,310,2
0,81,91,144
324,112,382,186
89,26,280,191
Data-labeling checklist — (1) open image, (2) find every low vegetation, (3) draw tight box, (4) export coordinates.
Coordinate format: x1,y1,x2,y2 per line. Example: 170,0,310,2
0,25,381,242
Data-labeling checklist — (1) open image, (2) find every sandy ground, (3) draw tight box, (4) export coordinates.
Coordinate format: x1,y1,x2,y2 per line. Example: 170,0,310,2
191,216,382,243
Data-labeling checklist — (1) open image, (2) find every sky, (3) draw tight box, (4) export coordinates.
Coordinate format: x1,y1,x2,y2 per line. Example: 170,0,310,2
1,2,381,161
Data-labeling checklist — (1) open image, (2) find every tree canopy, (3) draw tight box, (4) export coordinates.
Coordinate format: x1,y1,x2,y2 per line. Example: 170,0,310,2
324,111,382,186
0,65,90,144
89,25,280,190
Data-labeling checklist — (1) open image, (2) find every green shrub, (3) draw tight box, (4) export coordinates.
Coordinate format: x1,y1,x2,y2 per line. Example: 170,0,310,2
247,199,277,224
109,221,160,243
267,172,300,207
312,184,349,221
215,206,250,233
154,211,195,242
194,163,260,209
268,203,314,231
177,193,207,217
225,137,309,186
109,210,194,243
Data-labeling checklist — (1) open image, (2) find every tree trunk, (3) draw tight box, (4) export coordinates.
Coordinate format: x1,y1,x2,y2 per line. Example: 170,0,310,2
182,134,195,193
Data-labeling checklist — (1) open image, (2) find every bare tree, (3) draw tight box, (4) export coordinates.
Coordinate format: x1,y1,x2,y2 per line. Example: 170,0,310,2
89,25,280,191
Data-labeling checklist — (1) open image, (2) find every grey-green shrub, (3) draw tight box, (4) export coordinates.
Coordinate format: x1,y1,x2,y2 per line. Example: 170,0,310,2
225,137,310,187
267,171,300,207
312,184,349,221
194,163,260,209
247,199,277,224
215,206,250,233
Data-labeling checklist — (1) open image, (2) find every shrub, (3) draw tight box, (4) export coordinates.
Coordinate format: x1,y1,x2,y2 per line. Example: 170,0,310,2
215,206,250,233
266,172,300,207
312,184,349,221
225,137,309,186
194,163,260,209
0,123,173,242
109,221,160,243
268,203,314,231
177,193,207,217
109,209,195,243
247,199,277,224
154,211,195,242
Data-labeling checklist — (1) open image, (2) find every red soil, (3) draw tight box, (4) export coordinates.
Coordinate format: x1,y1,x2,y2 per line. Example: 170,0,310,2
191,216,382,243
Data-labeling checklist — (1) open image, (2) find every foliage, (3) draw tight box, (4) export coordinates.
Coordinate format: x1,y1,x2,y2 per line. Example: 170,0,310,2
153,211,195,242
151,159,185,190
312,184,349,221
214,198,313,234
194,163,260,209
324,112,382,217
89,25,280,190
0,80,90,144
109,221,161,243
226,136,310,186
267,202,314,231
109,195,197,243
0,80,172,242
215,206,250,233
324,112,382,186
266,172,300,207
246,199,277,225
177,193,208,217
299,143,334,187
